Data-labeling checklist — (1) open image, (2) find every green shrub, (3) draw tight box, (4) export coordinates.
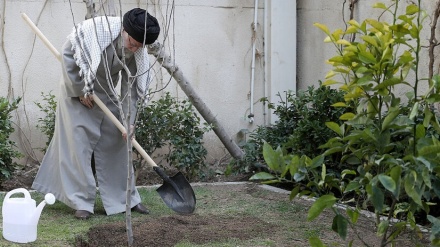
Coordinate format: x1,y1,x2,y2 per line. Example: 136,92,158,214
254,1,440,245
227,84,346,175
35,91,57,153
283,84,346,165
0,97,22,180
135,92,210,180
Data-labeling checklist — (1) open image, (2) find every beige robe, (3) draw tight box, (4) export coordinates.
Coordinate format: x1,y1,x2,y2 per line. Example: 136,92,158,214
32,36,143,215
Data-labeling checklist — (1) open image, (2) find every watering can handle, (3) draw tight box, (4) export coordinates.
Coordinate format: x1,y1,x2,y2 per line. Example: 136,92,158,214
4,188,31,201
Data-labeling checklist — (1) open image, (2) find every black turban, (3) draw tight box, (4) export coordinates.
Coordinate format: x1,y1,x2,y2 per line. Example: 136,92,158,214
123,8,160,45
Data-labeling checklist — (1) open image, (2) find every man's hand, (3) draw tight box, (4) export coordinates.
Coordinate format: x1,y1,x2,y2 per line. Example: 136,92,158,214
79,95,94,108
122,125,135,141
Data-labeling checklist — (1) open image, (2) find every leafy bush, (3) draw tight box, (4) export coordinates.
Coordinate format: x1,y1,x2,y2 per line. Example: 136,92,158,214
135,92,210,180
228,84,346,175
0,97,22,180
253,1,440,246
35,91,57,153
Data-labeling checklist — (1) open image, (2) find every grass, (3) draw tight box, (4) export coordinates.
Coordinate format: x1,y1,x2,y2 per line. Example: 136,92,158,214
0,183,316,246
0,183,430,246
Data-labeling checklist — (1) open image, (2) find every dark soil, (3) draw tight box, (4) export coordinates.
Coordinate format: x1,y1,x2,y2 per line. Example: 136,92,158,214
1,162,261,247
75,214,274,247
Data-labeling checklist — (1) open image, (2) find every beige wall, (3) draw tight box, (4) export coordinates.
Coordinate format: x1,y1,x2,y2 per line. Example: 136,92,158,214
297,0,438,93
0,0,269,163
5,0,436,164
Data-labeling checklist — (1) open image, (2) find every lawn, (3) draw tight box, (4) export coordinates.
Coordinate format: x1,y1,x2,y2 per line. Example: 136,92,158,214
0,182,430,246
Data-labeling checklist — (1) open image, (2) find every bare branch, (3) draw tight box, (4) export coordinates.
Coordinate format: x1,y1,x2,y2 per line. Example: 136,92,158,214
428,1,440,80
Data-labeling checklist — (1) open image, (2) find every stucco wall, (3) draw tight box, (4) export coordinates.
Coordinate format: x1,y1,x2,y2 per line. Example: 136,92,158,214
5,0,438,165
0,0,269,163
297,0,438,93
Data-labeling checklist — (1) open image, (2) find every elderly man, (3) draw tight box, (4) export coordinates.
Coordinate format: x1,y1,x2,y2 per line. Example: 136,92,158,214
32,8,160,219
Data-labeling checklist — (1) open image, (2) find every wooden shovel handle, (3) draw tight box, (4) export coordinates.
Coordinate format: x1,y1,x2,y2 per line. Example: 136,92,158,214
21,13,62,62
92,95,158,168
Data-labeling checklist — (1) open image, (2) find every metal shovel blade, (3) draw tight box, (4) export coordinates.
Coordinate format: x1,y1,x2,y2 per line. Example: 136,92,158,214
156,171,196,214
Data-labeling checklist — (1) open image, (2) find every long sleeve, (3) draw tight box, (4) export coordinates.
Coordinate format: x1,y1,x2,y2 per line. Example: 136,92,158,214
61,40,85,97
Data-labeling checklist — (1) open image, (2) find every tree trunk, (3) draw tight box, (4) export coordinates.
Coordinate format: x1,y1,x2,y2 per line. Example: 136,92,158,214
83,2,134,246
147,41,245,160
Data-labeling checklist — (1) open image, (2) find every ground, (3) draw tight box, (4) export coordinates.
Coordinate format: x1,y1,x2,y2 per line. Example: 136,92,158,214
75,214,272,247
0,163,432,247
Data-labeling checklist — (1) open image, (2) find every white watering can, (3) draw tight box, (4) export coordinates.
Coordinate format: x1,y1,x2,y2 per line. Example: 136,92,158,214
2,188,56,243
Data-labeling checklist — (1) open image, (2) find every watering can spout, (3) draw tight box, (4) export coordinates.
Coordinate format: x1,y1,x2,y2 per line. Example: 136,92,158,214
30,193,56,225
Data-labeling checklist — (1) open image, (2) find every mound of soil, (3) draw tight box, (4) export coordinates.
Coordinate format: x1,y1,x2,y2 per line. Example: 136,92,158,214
75,214,274,247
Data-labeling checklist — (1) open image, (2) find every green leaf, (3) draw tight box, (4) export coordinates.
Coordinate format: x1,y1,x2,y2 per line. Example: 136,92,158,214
409,102,419,120
371,185,384,213
345,25,358,34
373,2,387,10
347,208,360,223
406,4,419,15
345,181,361,193
361,35,379,48
375,77,402,90
366,19,385,33
358,51,377,64
404,171,423,206
309,237,325,247
377,220,389,236
341,169,356,178
322,147,344,156
378,174,397,195
289,186,301,200
325,122,342,136
321,164,327,182
418,145,440,156
428,215,440,241
382,108,400,131
288,155,300,177
426,94,440,104
332,214,348,240
422,167,432,189
249,172,276,181
432,74,440,92
262,142,283,173
323,79,339,86
390,166,402,198
340,112,355,120
348,19,361,28
309,155,325,169
314,23,331,36
331,102,348,107
424,106,433,128
415,124,426,140
308,195,337,221
336,39,351,46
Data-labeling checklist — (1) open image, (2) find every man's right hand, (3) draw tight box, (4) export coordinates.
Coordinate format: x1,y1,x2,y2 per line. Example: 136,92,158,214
79,95,94,109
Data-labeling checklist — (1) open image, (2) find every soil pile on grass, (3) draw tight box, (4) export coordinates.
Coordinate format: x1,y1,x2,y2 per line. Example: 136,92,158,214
75,214,275,247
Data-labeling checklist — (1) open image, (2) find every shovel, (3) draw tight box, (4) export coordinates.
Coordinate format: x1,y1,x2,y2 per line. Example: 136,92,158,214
93,95,196,215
